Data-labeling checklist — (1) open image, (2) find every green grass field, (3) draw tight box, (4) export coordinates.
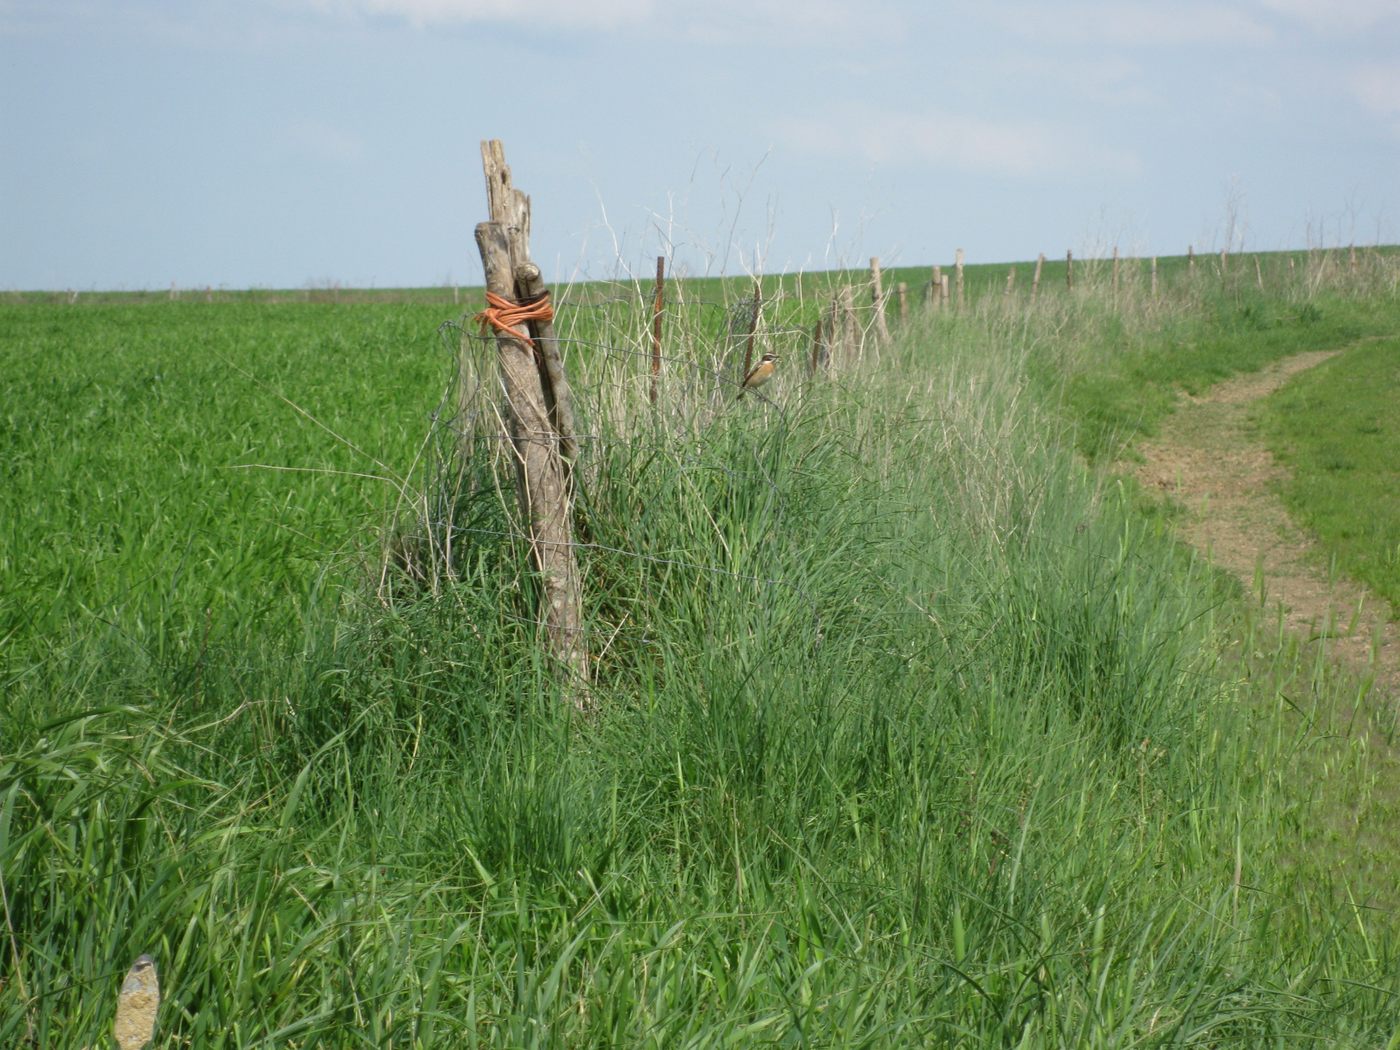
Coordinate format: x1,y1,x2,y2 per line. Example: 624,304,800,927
4,253,1400,1046
1260,337,1400,617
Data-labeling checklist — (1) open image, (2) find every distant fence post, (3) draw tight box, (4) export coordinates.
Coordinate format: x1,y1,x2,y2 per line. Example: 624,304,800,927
838,283,859,362
475,139,591,708
650,255,664,405
931,265,943,310
1004,267,1016,297
1150,256,1158,297
955,248,965,309
869,257,891,345
742,276,762,379
1066,250,1074,292
1112,245,1120,299
1188,245,1195,276
1032,253,1044,301
897,281,909,323
940,273,951,307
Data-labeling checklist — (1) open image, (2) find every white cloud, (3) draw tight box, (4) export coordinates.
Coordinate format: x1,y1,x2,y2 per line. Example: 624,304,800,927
1349,64,1400,135
780,105,1142,180
984,55,1153,108
298,0,900,41
994,3,1273,46
1255,0,1400,32
303,0,654,29
667,0,903,47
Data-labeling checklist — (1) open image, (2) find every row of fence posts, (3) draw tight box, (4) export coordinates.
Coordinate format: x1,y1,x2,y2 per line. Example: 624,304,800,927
462,140,1387,712
637,236,1389,394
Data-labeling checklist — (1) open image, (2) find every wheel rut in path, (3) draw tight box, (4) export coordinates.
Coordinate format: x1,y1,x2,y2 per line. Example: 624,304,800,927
1132,349,1399,703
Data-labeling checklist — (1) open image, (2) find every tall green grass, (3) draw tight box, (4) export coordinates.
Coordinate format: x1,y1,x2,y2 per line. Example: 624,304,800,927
3,261,1399,1046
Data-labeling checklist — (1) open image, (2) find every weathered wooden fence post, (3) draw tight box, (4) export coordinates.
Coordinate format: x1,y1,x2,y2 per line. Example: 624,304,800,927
869,257,891,345
1004,267,1016,297
897,281,909,323
1150,256,1158,297
114,954,159,1050
514,262,580,473
931,265,944,310
475,140,590,706
1188,244,1195,276
838,283,859,361
742,276,762,380
810,313,828,374
650,255,664,405
1066,249,1074,292
1032,253,1044,301
955,248,965,309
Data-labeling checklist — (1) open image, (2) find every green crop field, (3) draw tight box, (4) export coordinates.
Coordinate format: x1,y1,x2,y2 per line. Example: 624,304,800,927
4,252,1400,1046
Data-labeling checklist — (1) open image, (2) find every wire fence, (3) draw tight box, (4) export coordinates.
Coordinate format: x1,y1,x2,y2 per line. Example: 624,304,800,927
379,247,1400,669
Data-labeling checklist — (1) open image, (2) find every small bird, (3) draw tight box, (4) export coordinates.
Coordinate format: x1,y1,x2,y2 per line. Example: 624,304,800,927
736,352,779,400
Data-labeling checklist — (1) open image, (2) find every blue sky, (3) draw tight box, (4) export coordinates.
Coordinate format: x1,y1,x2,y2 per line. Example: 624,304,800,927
3,0,1398,289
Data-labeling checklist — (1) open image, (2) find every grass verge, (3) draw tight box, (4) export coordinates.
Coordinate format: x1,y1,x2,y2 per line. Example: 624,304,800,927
1258,337,1400,617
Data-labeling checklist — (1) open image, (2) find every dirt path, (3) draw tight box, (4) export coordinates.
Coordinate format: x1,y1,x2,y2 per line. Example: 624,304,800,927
1132,349,1400,701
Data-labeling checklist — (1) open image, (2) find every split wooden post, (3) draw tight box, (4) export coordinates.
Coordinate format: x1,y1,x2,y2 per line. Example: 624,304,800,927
476,140,590,705
1066,249,1074,292
1032,253,1044,301
897,281,909,323
931,265,944,310
940,273,951,306
742,276,762,380
114,954,159,1050
650,255,664,405
869,257,891,345
954,248,965,309
515,262,579,472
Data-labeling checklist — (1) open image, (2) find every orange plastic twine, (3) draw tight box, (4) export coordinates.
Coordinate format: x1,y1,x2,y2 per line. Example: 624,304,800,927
475,290,554,348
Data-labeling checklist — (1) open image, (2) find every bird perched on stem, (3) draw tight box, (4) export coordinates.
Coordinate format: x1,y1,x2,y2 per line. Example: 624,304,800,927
736,352,778,400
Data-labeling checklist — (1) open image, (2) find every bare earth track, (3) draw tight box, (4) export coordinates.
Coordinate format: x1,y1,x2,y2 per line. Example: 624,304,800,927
1133,349,1400,702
